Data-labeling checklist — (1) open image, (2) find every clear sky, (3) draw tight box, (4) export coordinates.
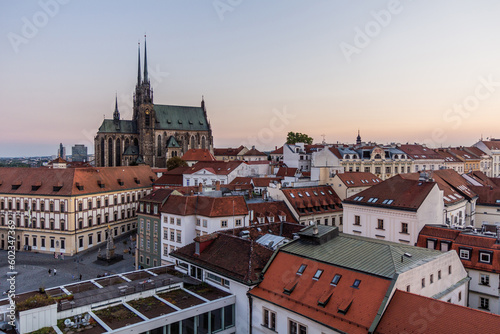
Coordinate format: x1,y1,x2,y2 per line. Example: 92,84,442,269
2,0,500,157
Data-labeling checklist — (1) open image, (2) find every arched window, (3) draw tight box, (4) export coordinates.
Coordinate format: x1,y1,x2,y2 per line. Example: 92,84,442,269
374,154,381,159
190,136,196,149
145,114,150,127
108,138,114,167
115,138,121,167
157,135,162,156
100,138,105,166
125,138,130,150
201,136,206,149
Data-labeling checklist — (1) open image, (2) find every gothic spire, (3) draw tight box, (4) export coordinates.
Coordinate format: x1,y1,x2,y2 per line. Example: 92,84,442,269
356,129,361,145
143,35,149,83
113,93,120,121
137,41,141,86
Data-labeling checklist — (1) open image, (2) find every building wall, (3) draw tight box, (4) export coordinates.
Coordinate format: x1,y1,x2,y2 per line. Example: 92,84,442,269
396,251,468,306
468,269,500,314
0,188,148,255
251,297,341,334
137,212,161,268
475,204,500,226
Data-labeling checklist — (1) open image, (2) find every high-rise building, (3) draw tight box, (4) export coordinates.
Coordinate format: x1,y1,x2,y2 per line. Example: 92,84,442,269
72,144,88,162
58,143,66,160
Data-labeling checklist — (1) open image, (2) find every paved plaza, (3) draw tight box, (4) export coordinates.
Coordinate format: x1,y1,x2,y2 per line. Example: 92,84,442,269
0,235,137,295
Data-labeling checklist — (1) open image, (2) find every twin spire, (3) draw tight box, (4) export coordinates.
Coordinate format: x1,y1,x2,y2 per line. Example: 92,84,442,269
137,35,149,86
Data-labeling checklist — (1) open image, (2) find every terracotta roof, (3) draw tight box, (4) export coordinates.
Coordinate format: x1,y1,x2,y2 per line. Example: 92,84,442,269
375,290,500,334
50,157,67,164
161,195,248,217
417,225,500,273
344,175,437,211
464,146,489,157
172,233,274,284
183,161,245,175
468,185,500,206
464,171,497,187
243,148,267,157
480,140,500,150
153,174,183,187
434,148,462,162
140,188,177,204
270,146,283,155
328,146,343,159
213,146,246,156
336,172,382,188
398,144,442,160
181,149,216,162
249,251,392,334
281,185,342,217
0,166,155,196
247,201,298,224
448,147,481,161
276,167,298,177
218,221,303,240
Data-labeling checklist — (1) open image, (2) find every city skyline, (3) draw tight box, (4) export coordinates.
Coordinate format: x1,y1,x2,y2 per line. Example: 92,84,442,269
2,0,500,157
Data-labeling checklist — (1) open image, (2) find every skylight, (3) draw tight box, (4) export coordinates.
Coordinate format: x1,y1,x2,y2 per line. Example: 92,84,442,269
297,264,307,275
352,279,361,288
331,274,342,285
320,191,325,195
353,196,360,201
305,192,310,197
290,193,295,198
496,200,500,204
298,192,303,197
328,190,333,194
313,269,323,280
382,199,388,204
356,196,364,201
313,191,318,196
386,199,393,205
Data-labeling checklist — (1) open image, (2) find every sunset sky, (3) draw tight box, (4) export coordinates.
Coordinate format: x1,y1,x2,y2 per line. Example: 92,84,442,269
2,0,500,157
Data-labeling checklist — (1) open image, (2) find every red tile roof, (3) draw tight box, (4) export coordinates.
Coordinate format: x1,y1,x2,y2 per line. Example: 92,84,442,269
375,290,500,334
243,148,267,157
161,195,248,217
181,149,216,162
417,225,500,273
183,161,246,175
344,175,437,211
276,167,298,177
328,147,343,159
468,185,500,206
281,185,342,217
0,166,155,196
172,233,274,284
336,172,382,188
398,144,442,160
270,146,283,155
447,147,481,161
140,188,177,204
434,148,462,162
249,251,392,334
213,146,246,156
480,140,500,150
247,201,298,224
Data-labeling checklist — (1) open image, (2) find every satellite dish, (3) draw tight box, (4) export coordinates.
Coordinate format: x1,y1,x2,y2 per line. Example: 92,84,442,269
64,319,72,326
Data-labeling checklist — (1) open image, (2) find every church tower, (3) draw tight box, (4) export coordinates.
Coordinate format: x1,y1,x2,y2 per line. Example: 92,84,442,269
356,130,362,146
134,36,156,166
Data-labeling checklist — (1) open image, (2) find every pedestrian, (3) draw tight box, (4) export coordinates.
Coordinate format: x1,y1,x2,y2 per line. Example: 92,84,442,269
79,274,82,280
60,253,64,260
48,269,52,276
53,268,57,276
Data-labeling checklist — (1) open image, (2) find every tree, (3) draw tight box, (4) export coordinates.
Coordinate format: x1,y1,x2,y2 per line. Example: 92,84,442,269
286,132,313,145
166,156,188,170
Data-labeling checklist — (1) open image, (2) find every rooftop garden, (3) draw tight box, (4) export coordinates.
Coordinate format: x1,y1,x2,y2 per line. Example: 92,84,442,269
123,270,153,281
65,282,99,294
185,282,231,301
127,296,176,319
93,304,143,330
57,313,106,334
157,289,204,309
95,276,127,287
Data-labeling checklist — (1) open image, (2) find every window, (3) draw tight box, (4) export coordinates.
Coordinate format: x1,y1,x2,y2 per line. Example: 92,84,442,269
448,265,452,275
459,248,471,260
480,274,490,286
421,278,425,288
88,234,93,246
459,291,462,302
203,219,208,227
176,231,181,243
441,241,450,252
196,219,200,226
331,274,341,285
438,270,441,280
426,239,436,249
297,264,307,275
170,217,174,225
354,215,361,226
235,219,242,226
430,274,434,284
79,237,83,248
377,219,384,230
400,222,408,234
480,297,490,310
406,285,410,292
352,279,361,288
289,319,307,334
170,231,175,241
263,309,276,330
313,269,323,280
176,218,181,226
479,252,492,264
206,272,230,288
221,220,228,228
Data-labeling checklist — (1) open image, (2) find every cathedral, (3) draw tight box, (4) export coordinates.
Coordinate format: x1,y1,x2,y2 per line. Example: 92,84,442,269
94,38,213,168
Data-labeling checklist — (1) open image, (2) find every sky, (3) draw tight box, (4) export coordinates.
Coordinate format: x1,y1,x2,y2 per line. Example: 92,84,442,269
2,0,500,157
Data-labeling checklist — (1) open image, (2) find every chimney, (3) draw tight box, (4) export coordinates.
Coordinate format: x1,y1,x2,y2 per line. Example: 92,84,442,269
215,180,220,191
198,182,203,193
249,210,254,222
312,222,319,235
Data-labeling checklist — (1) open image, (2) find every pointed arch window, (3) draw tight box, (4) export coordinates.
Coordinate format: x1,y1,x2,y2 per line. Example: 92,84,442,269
157,135,162,156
